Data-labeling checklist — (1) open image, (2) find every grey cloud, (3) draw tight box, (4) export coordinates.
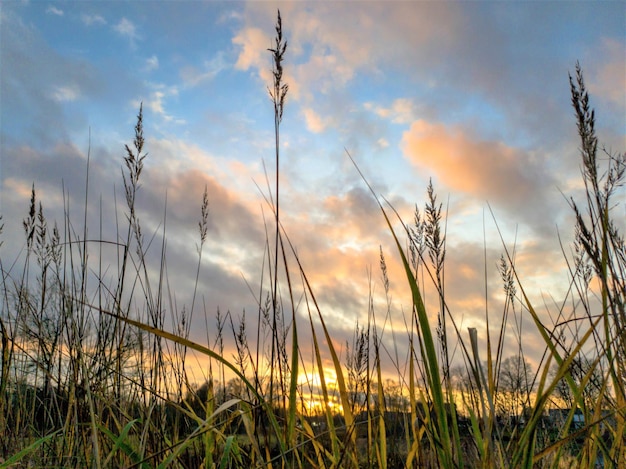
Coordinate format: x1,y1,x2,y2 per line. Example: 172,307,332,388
0,141,268,347
0,8,106,148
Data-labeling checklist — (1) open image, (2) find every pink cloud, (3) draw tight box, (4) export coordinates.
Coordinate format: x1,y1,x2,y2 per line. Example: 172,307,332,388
302,107,329,133
589,38,626,110
401,120,557,225
233,27,269,71
234,3,461,105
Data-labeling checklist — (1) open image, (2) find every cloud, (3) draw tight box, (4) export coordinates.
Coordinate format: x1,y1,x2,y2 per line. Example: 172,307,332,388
232,26,270,72
46,5,65,16
302,107,328,133
370,98,417,125
3,0,622,384
1,142,95,226
132,84,184,124
1,137,561,372
144,55,159,72
234,3,460,102
46,6,64,16
143,167,265,249
402,119,559,234
232,2,622,162
180,52,227,87
588,38,626,112
0,8,104,147
81,13,106,26
51,84,81,102
232,24,287,101
114,17,140,46
0,136,268,346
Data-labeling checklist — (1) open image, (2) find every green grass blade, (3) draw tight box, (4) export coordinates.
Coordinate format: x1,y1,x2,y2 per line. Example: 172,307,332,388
218,435,241,469
101,419,141,467
0,430,61,469
100,423,149,469
348,150,453,466
287,295,299,453
376,364,387,469
511,311,603,467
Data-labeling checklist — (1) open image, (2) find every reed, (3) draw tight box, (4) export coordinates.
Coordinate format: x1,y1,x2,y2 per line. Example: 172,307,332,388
1,11,623,468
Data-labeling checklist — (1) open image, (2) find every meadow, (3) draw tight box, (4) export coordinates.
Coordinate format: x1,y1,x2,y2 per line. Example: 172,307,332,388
1,13,624,469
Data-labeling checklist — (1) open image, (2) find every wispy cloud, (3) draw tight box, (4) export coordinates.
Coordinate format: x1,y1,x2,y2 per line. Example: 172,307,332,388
51,84,81,102
81,13,106,26
376,138,389,149
302,107,329,133
367,98,417,125
132,84,185,125
114,17,140,47
145,55,159,72
180,52,227,87
46,6,63,16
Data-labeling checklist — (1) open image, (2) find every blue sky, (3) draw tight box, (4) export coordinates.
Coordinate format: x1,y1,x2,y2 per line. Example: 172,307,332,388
1,1,624,380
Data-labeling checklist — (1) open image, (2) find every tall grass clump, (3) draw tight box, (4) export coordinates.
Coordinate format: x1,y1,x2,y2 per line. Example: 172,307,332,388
0,10,624,469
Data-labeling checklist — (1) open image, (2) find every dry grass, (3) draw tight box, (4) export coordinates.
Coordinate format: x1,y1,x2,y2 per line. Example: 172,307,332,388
0,12,624,469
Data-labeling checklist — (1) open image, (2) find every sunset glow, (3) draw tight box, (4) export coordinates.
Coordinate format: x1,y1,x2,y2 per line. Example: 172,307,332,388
1,1,624,377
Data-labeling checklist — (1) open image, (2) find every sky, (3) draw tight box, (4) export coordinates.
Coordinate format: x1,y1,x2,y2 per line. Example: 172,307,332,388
1,1,625,386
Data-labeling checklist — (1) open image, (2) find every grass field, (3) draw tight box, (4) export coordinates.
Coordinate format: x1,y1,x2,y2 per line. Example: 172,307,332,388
1,13,624,469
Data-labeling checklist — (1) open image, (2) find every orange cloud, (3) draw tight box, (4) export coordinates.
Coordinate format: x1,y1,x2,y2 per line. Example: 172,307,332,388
232,23,300,100
401,120,556,222
232,27,269,71
235,3,461,105
4,177,35,200
367,98,417,124
302,107,329,133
